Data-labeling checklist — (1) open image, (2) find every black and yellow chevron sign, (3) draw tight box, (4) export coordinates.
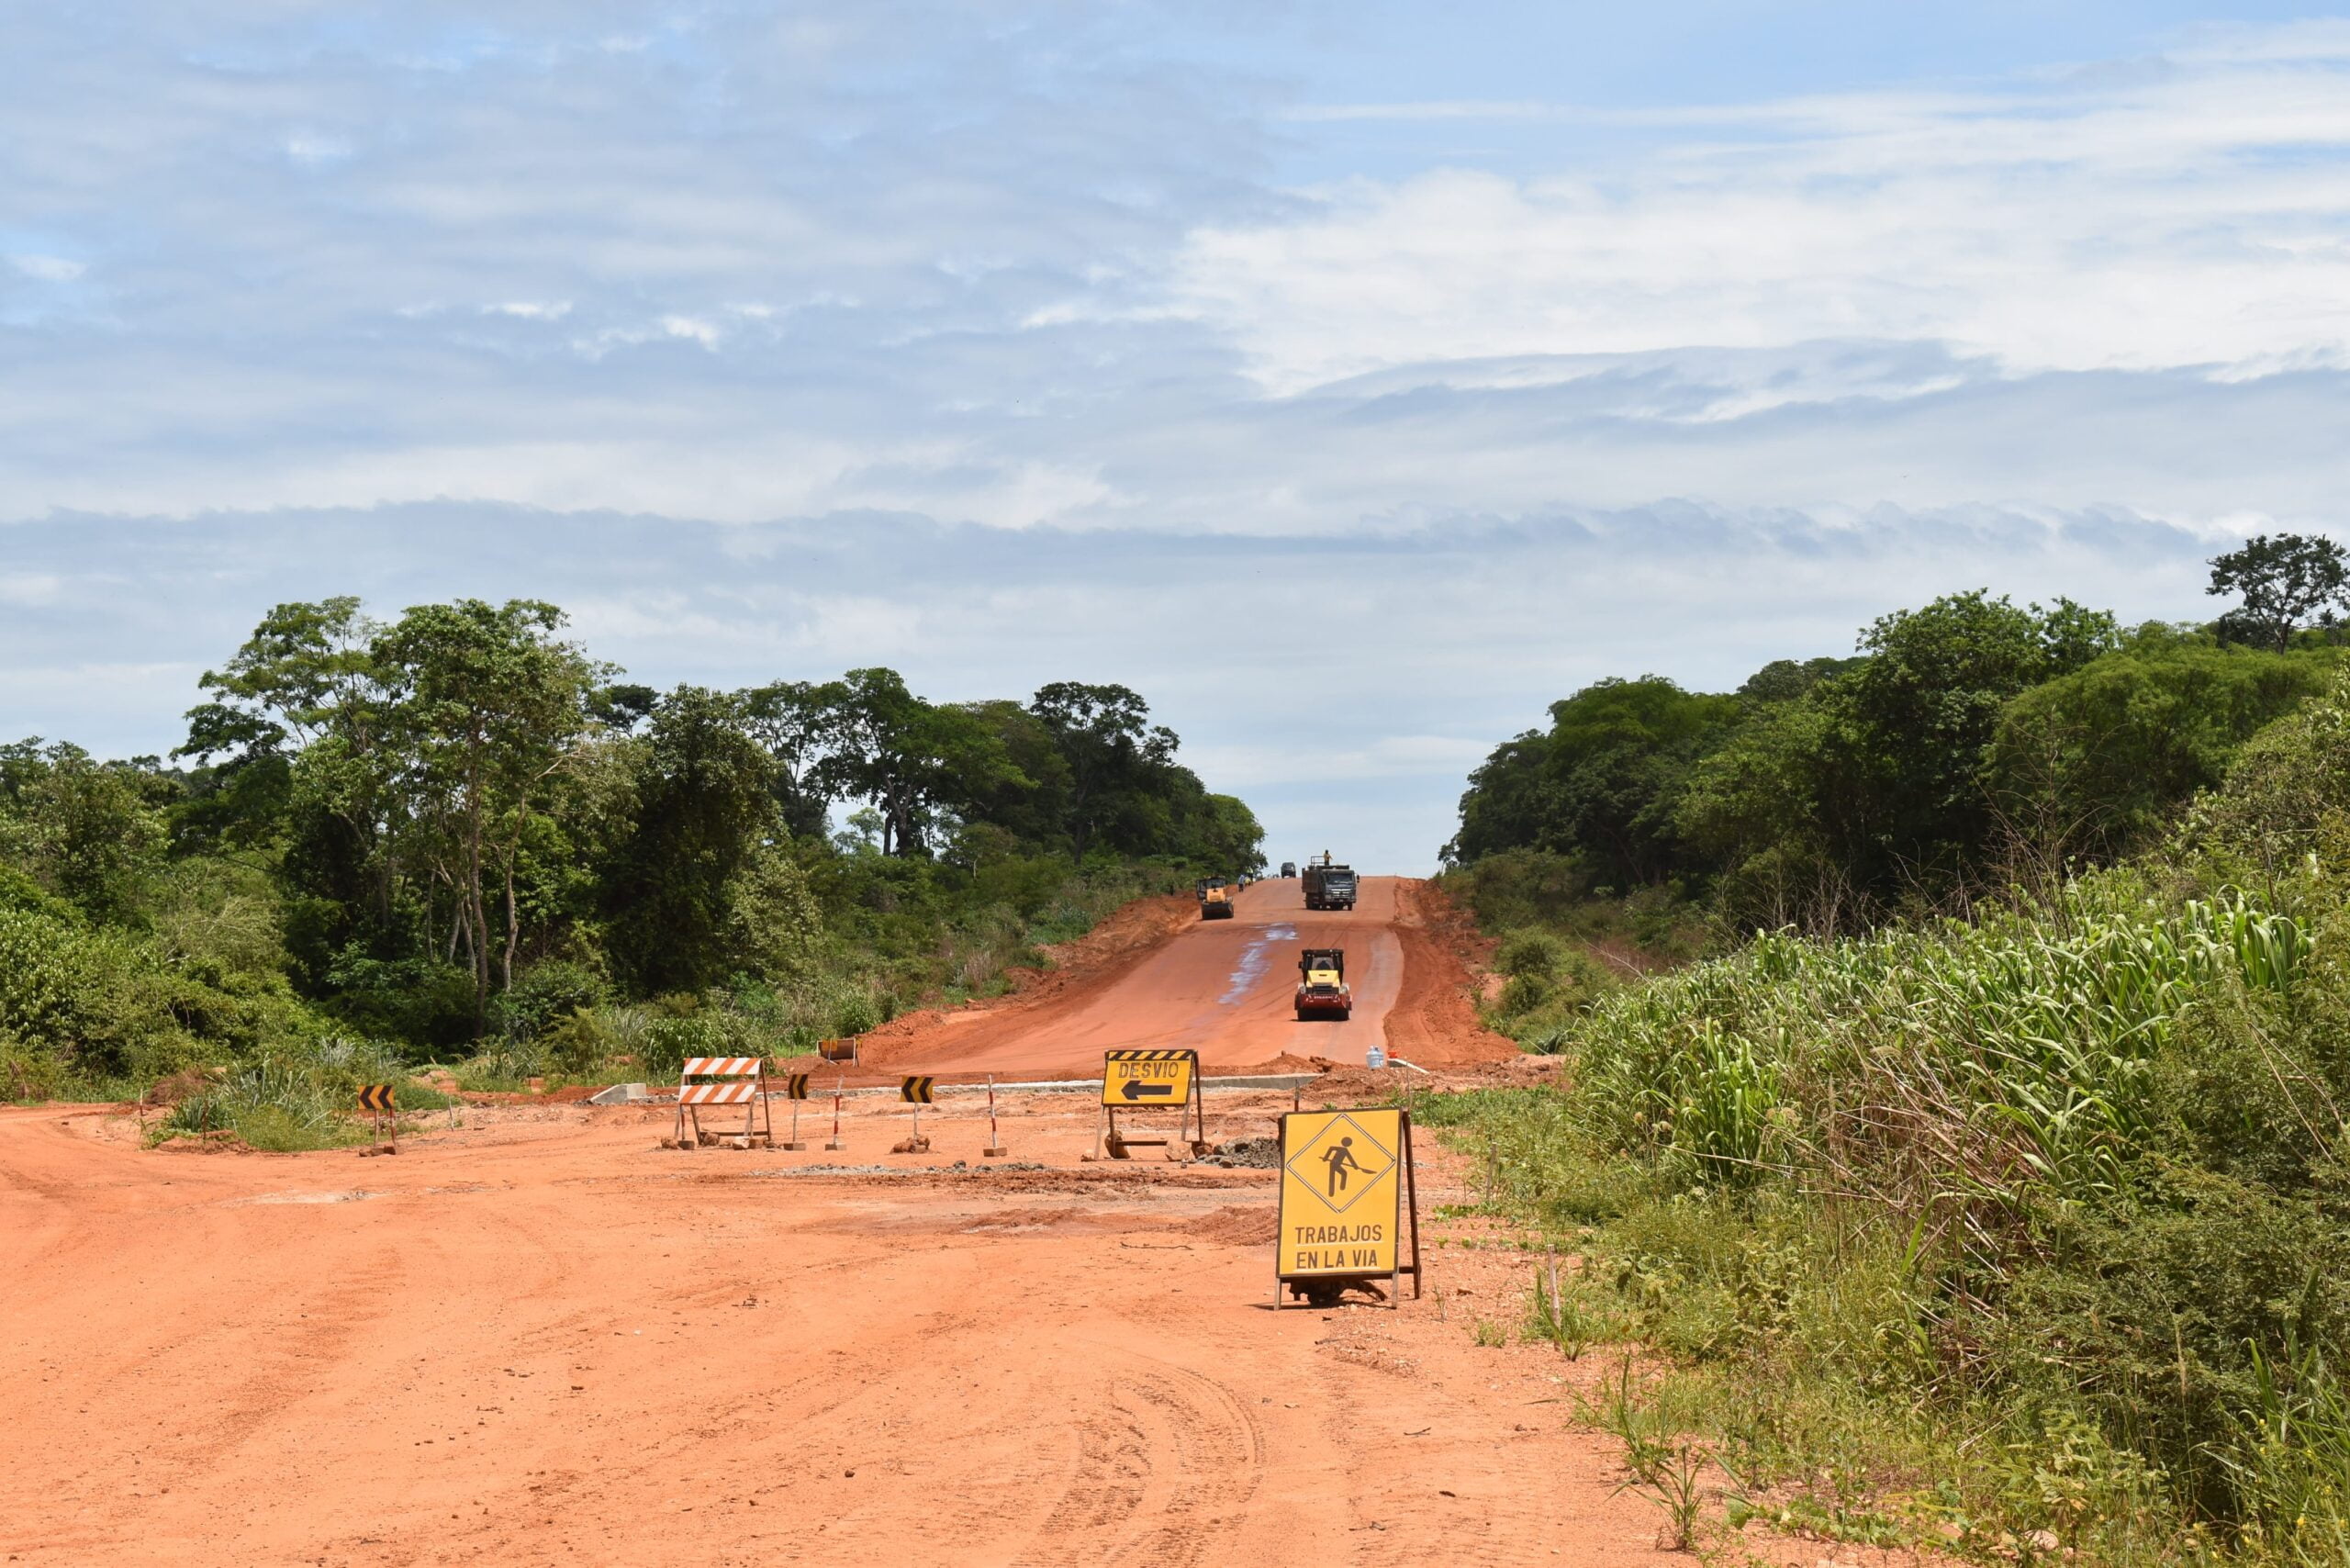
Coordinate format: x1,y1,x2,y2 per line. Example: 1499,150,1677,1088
900,1076,936,1103
1102,1048,1196,1107
787,1072,812,1101
357,1084,396,1113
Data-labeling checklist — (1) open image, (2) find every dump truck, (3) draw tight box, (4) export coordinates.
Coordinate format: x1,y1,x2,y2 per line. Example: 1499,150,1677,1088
1197,877,1237,920
1294,947,1351,1020
1300,852,1357,912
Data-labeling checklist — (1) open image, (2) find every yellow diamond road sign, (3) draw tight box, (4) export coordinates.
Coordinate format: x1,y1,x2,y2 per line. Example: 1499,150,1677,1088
1279,1108,1402,1277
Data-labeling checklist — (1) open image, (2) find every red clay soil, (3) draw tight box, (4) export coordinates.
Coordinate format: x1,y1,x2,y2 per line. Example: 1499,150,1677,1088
860,876,1516,1084
0,870,1945,1568
0,1084,1951,1568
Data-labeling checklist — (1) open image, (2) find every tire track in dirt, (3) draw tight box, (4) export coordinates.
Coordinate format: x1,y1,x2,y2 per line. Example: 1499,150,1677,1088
1012,1361,1265,1568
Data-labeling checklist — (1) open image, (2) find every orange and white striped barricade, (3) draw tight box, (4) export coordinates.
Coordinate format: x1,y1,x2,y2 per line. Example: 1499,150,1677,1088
671,1057,772,1148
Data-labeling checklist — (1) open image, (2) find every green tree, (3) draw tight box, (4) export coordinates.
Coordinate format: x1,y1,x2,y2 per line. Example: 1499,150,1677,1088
740,678,845,839
1449,678,1739,887
1182,790,1267,874
601,687,778,995
2208,532,2350,652
822,668,1024,857
0,742,172,924
1833,591,2117,888
1030,682,1177,857
1987,635,2337,863
372,599,602,1025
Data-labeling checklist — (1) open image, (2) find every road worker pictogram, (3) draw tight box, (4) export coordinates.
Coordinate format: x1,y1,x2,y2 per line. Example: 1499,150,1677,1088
1274,1107,1422,1308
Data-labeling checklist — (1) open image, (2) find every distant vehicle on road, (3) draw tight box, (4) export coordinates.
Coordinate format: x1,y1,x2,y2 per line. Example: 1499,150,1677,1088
1301,852,1356,911
1280,860,1297,878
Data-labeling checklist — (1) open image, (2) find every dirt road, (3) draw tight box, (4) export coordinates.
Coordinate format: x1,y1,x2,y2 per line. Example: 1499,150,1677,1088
1,1091,1686,1567
868,876,1511,1081
0,881,1816,1567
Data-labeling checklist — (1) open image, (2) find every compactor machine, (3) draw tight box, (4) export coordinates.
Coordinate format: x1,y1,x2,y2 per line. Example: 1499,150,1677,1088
1198,877,1237,920
1294,947,1352,1020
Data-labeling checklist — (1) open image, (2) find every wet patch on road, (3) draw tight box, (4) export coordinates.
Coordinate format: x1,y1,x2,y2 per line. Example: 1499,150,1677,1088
1221,924,1297,1004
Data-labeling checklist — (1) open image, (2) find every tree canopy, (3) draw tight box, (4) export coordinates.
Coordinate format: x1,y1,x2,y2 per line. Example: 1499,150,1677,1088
1450,588,2343,933
0,594,1266,1088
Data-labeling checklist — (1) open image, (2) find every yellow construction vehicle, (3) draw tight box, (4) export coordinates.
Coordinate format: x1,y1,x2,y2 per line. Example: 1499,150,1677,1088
1294,947,1351,1020
1198,877,1237,920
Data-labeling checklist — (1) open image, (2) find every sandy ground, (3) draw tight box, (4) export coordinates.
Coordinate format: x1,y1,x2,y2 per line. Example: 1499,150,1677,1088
0,878,1934,1567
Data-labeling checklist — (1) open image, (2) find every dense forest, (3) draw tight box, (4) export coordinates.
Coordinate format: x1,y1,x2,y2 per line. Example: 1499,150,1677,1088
0,596,1262,1111
1435,535,2350,1561
1448,533,2350,940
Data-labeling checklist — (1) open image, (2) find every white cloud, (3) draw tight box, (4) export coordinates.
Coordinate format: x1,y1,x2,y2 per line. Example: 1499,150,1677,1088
8,253,83,282
0,572,62,605
1191,42,2350,395
283,132,352,165
0,504,2265,874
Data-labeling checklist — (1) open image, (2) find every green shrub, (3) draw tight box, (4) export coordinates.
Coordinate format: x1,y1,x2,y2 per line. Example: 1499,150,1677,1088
162,1060,366,1151
492,959,610,1042
1426,855,2350,1558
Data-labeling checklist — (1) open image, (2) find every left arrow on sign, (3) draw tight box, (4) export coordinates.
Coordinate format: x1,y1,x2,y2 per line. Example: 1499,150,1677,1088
1121,1079,1175,1101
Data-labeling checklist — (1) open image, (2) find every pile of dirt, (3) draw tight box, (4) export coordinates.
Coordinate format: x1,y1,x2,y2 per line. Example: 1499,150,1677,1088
1377,880,1520,1068
1196,1137,1280,1169
1307,1057,1565,1101
1181,1204,1279,1245
861,891,1196,1051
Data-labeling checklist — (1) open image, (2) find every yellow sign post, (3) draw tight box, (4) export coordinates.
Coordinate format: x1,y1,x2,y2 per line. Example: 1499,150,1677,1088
1094,1049,1205,1161
1274,1106,1421,1309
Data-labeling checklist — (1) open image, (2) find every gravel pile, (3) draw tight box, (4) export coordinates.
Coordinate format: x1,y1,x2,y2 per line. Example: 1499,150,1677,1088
1196,1137,1280,1169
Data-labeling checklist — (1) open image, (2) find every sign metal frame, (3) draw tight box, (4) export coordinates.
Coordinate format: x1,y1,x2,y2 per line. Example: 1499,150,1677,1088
1094,1049,1204,1161
1272,1106,1422,1311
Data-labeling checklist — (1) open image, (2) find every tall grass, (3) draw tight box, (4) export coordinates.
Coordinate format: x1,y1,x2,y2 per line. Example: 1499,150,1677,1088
159,1035,413,1150
1423,868,2350,1561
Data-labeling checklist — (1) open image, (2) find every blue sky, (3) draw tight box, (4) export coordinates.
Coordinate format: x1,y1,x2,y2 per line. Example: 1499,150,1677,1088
5,4,2349,872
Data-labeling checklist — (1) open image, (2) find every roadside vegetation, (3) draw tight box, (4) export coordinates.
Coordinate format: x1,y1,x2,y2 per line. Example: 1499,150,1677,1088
1,597,1263,1143
1434,535,2350,1561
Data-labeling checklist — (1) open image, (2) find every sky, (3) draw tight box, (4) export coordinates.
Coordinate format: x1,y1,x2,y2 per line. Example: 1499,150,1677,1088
4,4,2349,873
